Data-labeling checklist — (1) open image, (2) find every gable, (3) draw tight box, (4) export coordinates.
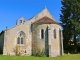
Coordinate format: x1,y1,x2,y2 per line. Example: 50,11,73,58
16,17,26,25
29,7,56,23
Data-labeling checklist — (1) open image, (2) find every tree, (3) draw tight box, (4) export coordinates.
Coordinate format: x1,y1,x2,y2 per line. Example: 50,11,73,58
60,0,80,52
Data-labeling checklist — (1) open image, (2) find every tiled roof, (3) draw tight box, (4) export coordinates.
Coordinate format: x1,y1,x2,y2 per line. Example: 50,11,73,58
32,16,60,25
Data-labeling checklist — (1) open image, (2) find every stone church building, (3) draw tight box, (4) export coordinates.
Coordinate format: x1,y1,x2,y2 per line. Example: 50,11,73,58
0,8,63,57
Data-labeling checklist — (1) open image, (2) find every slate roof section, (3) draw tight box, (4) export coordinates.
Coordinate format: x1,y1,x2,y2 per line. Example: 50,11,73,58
32,16,60,25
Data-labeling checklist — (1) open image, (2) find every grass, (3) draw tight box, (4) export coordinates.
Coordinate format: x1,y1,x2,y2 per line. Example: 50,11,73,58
0,54,80,60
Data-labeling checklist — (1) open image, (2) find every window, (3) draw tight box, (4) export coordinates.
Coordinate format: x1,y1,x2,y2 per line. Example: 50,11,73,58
54,29,56,39
20,20,22,23
17,31,25,44
41,29,44,39
17,37,20,44
21,37,23,44
17,37,23,44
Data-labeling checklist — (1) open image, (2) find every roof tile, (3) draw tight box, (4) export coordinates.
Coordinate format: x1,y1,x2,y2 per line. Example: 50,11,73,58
33,16,60,25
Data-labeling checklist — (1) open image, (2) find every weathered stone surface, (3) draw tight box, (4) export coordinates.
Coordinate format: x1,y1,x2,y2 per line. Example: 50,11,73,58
0,8,63,57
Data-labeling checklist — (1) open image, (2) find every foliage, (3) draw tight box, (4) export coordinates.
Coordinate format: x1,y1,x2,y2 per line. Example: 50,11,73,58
36,48,45,57
14,45,21,56
60,0,80,51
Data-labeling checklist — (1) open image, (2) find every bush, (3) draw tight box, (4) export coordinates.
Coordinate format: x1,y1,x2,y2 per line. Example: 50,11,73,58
14,45,21,56
36,48,45,57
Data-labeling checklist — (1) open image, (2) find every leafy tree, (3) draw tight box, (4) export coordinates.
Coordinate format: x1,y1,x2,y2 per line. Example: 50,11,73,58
60,0,80,52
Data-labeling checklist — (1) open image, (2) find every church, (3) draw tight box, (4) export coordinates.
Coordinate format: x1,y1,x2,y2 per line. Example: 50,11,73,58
0,8,63,57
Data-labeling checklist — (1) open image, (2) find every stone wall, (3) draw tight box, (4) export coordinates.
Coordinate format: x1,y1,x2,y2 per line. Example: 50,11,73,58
32,23,61,57
3,22,32,55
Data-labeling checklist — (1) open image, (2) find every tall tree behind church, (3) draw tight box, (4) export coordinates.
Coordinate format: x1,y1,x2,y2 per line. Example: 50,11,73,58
60,0,80,52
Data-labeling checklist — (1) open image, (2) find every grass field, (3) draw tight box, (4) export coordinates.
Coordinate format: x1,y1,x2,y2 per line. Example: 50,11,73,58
0,54,80,60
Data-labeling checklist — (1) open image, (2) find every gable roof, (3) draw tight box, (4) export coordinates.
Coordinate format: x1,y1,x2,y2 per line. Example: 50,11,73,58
32,16,60,25
1,7,60,32
29,7,56,22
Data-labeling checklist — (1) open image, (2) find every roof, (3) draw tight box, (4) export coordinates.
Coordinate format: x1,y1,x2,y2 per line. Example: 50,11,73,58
32,16,60,25
0,30,4,36
29,7,56,21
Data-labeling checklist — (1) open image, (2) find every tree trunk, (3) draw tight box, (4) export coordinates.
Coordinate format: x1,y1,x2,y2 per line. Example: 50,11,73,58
74,35,77,52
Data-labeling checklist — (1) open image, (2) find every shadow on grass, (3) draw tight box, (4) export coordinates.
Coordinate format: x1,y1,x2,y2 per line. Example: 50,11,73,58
64,50,80,54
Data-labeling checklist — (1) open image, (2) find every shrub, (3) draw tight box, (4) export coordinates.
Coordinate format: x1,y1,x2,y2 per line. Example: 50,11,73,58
14,45,21,56
36,48,45,57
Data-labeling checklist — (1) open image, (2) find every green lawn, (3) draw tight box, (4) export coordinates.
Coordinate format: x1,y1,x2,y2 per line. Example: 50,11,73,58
0,54,80,60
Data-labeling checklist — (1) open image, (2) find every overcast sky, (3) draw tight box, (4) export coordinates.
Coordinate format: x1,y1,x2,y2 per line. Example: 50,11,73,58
0,0,62,32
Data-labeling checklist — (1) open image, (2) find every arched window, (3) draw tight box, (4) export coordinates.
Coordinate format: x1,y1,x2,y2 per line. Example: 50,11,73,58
21,37,23,44
54,29,56,39
41,29,44,39
17,37,20,44
17,31,25,44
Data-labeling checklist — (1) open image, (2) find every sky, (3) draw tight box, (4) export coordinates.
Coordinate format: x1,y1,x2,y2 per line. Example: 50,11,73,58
0,0,62,32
